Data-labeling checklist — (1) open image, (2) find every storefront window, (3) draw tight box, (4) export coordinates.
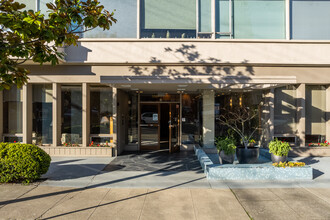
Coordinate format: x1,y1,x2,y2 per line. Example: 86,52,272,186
274,85,297,135
306,85,326,143
215,91,262,144
61,85,82,145
182,94,201,144
3,87,23,142
90,86,113,135
32,84,53,145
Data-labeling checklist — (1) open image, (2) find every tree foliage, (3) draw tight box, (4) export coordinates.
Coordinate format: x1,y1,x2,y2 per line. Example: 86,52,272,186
0,0,116,90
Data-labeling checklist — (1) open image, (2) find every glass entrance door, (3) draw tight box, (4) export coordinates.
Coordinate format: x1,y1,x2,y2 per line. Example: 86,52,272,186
140,103,160,150
139,101,180,152
169,103,180,153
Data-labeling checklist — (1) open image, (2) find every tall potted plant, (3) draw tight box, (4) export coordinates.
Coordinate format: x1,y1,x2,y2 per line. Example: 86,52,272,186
215,136,236,164
268,139,292,163
217,105,260,164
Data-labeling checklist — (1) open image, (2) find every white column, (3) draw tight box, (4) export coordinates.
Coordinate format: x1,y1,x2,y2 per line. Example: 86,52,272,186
297,84,306,147
137,0,140,39
23,84,32,144
326,86,330,142
0,90,3,142
112,87,117,156
285,0,290,40
52,83,61,146
202,90,215,149
261,89,274,146
211,0,216,39
82,83,90,147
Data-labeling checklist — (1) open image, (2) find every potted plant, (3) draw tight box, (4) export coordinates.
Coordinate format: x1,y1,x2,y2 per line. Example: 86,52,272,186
215,136,236,164
217,105,260,164
268,139,292,163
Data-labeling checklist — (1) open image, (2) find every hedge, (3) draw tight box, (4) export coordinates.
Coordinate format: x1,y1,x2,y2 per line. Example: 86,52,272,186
0,143,51,183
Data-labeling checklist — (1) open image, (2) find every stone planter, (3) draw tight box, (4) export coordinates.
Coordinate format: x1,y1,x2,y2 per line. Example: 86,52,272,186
271,154,288,163
219,151,235,164
236,146,259,164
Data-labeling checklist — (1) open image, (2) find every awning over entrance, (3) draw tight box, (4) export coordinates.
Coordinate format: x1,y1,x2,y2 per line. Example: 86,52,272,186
100,75,297,92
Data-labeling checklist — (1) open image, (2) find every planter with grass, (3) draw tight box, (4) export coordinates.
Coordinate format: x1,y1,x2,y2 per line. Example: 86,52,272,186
269,139,292,163
215,137,236,164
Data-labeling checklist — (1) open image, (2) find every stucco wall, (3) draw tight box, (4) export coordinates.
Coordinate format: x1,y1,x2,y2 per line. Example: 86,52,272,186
64,40,330,65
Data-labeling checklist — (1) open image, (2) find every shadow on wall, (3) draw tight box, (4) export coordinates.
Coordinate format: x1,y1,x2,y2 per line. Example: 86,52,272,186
129,44,255,81
64,42,92,62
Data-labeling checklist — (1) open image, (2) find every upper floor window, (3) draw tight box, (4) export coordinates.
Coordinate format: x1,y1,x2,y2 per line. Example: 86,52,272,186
140,0,197,38
84,0,137,38
31,0,330,40
230,0,286,39
291,0,330,40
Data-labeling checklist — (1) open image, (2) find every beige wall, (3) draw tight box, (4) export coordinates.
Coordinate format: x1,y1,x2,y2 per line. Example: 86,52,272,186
65,40,330,65
24,65,330,85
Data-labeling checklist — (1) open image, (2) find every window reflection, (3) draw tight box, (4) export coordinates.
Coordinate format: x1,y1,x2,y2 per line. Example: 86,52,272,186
306,85,326,143
32,84,53,145
182,94,201,144
274,85,297,135
61,85,82,145
3,87,23,142
90,86,113,135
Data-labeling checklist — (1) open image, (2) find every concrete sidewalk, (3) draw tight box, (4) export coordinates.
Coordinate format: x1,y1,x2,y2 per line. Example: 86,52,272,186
1,184,330,219
40,156,330,189
1,156,330,219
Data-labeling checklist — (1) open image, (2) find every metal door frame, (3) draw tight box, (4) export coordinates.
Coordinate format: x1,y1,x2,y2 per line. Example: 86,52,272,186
138,99,181,151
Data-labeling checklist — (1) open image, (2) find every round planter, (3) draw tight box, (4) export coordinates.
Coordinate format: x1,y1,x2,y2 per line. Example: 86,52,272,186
236,147,259,164
219,151,235,164
271,154,287,163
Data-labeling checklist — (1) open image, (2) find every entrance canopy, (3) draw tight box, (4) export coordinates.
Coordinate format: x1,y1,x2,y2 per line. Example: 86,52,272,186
100,75,297,92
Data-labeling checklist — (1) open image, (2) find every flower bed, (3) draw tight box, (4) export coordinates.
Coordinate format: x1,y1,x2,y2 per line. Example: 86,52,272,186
88,141,113,148
308,141,329,147
272,161,305,168
194,146,313,180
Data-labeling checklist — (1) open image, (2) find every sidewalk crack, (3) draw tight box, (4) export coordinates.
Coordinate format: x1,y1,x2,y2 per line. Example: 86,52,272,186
302,187,330,206
0,183,39,210
37,188,83,219
230,188,254,220
87,188,111,220
189,189,198,220
137,189,148,220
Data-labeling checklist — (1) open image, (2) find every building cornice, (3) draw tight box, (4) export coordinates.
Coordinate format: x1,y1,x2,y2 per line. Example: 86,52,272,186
78,38,330,44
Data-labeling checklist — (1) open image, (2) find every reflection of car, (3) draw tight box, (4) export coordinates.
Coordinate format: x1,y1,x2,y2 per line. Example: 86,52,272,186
141,112,158,124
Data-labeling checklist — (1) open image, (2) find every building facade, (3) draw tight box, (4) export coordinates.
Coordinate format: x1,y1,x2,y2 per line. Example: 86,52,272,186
1,0,330,156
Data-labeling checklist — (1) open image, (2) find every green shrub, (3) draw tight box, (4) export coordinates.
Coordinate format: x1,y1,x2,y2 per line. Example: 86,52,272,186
215,136,236,155
0,143,51,183
268,139,292,157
